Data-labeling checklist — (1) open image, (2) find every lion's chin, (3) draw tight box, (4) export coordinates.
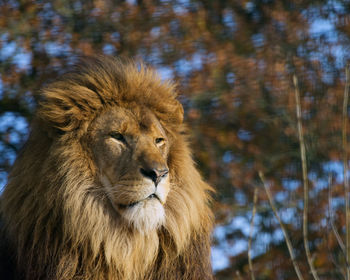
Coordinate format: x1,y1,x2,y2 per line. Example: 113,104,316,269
118,198,165,233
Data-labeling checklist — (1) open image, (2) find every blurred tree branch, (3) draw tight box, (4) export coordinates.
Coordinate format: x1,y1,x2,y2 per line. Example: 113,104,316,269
248,186,258,280
343,63,350,280
293,74,320,280
259,171,305,280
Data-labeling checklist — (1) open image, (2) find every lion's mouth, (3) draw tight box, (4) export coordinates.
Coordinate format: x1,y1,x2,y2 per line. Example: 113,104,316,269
118,193,162,209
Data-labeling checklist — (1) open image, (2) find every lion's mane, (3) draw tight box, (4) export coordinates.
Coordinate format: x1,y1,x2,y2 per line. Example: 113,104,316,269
0,56,214,280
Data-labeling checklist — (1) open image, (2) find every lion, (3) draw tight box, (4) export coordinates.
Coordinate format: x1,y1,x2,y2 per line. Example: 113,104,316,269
0,56,214,280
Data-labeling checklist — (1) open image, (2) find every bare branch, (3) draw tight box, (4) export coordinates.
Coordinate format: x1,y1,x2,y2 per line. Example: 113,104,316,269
328,174,350,274
259,171,304,280
343,63,350,280
235,271,243,280
328,175,346,253
248,187,258,280
293,74,320,280
327,235,347,280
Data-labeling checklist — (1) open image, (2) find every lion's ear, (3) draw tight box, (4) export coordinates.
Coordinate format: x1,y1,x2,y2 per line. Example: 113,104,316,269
37,84,102,133
174,100,184,124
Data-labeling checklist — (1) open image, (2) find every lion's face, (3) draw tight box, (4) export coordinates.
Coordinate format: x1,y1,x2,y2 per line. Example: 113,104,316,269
87,105,171,232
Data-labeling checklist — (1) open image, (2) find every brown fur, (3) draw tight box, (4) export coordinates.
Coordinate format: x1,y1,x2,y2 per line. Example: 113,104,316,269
0,56,214,280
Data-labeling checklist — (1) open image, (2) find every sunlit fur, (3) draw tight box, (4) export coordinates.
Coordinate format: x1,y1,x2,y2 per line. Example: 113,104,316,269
0,56,214,280
101,174,168,233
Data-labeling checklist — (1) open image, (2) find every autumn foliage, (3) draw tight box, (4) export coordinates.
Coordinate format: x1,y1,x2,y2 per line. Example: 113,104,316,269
1,0,350,279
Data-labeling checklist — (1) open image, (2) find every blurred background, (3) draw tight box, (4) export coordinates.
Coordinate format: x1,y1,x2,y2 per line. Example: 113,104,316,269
1,0,350,279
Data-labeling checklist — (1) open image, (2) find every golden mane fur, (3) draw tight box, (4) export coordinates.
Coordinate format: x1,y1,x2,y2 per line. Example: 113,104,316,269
0,56,214,280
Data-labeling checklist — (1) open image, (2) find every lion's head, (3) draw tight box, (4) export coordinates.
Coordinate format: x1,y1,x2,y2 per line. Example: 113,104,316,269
0,56,214,280
87,104,172,233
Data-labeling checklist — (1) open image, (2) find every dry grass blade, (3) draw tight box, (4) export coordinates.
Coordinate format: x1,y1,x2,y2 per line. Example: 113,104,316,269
248,187,258,280
328,175,350,275
235,271,243,280
293,74,320,280
343,63,350,280
259,171,304,280
328,175,346,253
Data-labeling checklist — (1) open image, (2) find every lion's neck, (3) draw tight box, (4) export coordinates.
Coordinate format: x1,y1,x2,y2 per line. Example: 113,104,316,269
60,185,162,280
54,228,160,280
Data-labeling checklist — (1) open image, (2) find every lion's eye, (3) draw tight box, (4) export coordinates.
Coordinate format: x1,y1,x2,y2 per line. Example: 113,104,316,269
110,132,126,143
155,138,165,146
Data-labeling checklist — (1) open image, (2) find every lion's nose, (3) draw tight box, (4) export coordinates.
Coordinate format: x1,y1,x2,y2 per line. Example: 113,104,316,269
140,167,169,185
